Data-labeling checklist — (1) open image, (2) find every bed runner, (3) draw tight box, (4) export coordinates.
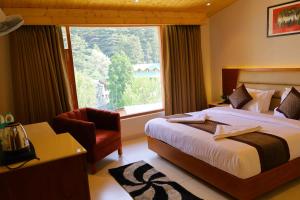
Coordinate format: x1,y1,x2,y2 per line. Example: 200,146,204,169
165,114,290,172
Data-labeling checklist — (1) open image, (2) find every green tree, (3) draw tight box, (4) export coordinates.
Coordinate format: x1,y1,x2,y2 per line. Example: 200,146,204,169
107,53,133,109
123,77,162,106
71,34,110,81
71,27,160,64
87,45,111,82
144,41,153,63
69,27,162,110
150,31,160,63
95,32,121,57
71,34,90,72
75,70,97,107
71,34,111,108
116,34,144,64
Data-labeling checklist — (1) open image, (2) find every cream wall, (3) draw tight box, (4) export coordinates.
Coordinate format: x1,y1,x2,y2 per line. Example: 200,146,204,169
209,0,300,101
201,19,212,103
0,36,14,114
121,111,164,140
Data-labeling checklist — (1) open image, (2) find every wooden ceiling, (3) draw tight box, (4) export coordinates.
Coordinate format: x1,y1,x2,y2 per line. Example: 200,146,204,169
0,0,237,16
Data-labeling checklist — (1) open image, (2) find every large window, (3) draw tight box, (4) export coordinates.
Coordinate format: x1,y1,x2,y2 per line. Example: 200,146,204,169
63,27,163,117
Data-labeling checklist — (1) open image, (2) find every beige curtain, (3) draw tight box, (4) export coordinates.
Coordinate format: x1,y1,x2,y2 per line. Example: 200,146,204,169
10,26,72,124
162,25,207,115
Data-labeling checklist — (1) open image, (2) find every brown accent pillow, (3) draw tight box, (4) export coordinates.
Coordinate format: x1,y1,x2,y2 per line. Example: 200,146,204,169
228,84,253,109
277,87,300,120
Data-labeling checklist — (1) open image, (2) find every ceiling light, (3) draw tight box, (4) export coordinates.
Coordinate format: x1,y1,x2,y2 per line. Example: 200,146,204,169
134,0,139,3
206,2,211,6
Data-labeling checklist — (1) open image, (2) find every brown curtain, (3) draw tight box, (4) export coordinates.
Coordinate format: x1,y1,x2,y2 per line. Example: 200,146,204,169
162,25,207,115
10,25,72,124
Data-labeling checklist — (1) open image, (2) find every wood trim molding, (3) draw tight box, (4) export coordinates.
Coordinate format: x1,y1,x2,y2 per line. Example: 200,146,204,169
223,66,300,71
236,68,300,72
3,8,207,25
65,26,79,109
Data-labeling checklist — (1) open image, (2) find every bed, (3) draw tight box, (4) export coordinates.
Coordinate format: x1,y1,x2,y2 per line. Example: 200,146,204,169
145,68,300,200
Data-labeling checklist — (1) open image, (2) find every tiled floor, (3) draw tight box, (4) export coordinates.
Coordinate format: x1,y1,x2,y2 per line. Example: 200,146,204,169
89,137,300,200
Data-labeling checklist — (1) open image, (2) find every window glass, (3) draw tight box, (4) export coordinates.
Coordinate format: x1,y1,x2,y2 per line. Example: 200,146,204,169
69,27,162,116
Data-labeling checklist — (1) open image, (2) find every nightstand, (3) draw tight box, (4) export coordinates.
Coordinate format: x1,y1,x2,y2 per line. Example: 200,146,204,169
208,102,230,108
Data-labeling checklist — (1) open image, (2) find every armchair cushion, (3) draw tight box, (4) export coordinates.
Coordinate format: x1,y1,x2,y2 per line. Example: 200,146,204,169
86,108,120,131
95,129,121,148
66,109,88,121
53,116,96,152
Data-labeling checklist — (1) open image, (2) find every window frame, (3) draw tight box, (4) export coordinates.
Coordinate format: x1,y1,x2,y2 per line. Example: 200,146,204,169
63,26,79,109
63,25,165,117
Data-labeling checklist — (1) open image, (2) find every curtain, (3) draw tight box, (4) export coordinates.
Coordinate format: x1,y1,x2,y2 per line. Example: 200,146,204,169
162,25,207,115
10,26,72,124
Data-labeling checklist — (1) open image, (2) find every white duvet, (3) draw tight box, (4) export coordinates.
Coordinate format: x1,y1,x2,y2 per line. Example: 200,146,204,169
144,107,300,179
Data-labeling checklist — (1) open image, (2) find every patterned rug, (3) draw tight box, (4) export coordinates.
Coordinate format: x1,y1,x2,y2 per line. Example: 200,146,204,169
108,160,203,200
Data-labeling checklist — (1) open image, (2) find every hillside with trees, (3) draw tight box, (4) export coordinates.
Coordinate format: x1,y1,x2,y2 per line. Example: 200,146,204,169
69,27,162,111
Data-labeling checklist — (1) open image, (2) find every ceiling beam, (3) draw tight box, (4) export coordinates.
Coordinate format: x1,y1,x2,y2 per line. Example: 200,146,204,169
3,8,207,25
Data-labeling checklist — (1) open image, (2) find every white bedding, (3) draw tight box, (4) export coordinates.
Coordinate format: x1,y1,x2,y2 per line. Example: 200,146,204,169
144,107,300,179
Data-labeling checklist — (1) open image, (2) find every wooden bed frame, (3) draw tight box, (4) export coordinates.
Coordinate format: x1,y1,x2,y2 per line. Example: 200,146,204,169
148,136,300,200
147,68,300,200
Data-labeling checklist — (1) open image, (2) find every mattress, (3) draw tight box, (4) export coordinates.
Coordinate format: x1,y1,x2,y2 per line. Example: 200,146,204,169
144,107,300,179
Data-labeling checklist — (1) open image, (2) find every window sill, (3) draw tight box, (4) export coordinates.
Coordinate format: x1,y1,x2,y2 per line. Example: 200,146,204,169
120,109,164,120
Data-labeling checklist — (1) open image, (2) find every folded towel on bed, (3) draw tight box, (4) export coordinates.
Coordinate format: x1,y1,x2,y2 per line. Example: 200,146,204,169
213,125,261,140
167,114,207,124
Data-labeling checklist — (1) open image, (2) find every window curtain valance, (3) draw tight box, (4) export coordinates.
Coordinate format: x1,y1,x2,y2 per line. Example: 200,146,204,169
10,25,72,124
162,25,207,115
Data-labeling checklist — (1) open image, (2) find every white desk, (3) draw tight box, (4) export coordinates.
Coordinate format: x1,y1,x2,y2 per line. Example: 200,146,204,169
0,122,90,200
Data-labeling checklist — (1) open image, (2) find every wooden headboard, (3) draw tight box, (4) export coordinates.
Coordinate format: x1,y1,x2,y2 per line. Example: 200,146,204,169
222,68,300,110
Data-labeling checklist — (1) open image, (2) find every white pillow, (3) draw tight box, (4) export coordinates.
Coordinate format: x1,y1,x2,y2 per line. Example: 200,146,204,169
241,90,264,112
228,89,260,111
273,107,286,118
244,88,275,113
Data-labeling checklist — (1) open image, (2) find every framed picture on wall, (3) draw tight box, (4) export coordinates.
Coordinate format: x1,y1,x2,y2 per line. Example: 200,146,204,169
267,0,300,37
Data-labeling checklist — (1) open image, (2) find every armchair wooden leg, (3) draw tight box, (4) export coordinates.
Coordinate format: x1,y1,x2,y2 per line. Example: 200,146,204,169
118,145,123,156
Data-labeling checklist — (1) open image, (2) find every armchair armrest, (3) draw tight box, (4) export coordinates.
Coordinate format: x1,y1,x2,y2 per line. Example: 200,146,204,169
86,108,120,131
52,116,96,152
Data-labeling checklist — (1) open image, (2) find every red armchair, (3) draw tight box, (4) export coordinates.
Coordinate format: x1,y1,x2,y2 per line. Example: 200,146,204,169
52,108,122,173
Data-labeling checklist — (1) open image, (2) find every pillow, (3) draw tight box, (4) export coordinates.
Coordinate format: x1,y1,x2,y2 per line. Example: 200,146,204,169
228,84,253,109
241,90,264,112
281,87,300,102
277,87,300,120
229,88,275,113
246,88,275,113
273,107,286,118
241,88,261,112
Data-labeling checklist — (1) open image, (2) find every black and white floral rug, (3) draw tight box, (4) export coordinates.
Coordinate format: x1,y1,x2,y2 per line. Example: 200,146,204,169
108,160,203,200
